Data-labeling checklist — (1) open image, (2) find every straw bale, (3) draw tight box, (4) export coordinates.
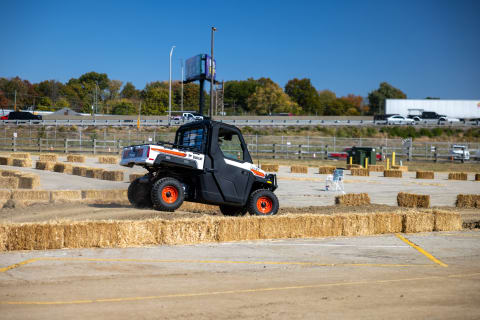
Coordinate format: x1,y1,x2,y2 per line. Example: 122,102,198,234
448,172,467,180
261,164,279,172
433,210,462,231
416,171,434,179
397,192,430,208
160,218,219,245
0,156,13,166
12,158,32,168
18,174,40,189
38,153,58,162
53,162,73,174
367,165,385,172
475,173,480,181
0,225,8,251
50,190,82,203
0,177,19,189
384,170,402,178
6,223,64,250
81,189,128,203
455,194,480,208
98,156,118,164
66,154,86,163
116,220,159,247
391,165,408,172
373,212,403,234
129,173,145,183
102,170,124,181
291,165,308,174
346,164,361,170
335,193,371,206
10,153,31,159
179,202,218,213
217,217,261,242
11,190,50,205
86,168,105,179
341,214,375,236
318,166,336,174
0,169,21,177
72,166,88,176
0,190,12,201
35,161,54,171
403,211,434,233
350,168,369,176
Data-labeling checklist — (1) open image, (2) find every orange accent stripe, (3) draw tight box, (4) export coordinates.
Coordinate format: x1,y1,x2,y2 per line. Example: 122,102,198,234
151,148,186,157
251,169,265,177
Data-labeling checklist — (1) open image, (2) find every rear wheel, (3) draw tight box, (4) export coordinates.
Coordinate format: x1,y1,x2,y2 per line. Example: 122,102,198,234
151,177,184,212
127,178,152,208
247,189,279,216
220,205,247,216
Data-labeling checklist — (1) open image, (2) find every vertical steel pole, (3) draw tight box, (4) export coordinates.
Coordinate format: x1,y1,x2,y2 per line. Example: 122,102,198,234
209,27,216,119
181,59,184,112
169,46,176,125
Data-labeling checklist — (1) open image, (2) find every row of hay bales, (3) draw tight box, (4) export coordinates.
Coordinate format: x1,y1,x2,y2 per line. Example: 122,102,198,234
0,169,40,189
2,152,118,164
35,161,125,182
0,210,462,251
0,189,128,207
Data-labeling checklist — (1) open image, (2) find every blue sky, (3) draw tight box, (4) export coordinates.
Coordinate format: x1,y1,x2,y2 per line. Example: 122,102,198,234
1,0,479,99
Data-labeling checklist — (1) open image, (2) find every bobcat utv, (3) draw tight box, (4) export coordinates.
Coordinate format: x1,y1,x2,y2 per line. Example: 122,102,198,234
120,119,278,216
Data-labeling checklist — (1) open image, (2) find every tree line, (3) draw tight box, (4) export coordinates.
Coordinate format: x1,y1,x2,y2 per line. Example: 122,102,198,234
0,72,407,116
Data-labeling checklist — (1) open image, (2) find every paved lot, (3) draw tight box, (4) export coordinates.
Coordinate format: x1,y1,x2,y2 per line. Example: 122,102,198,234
1,231,479,319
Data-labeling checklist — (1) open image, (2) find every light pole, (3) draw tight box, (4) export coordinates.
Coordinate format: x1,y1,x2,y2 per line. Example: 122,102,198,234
169,45,176,125
181,59,184,112
209,26,216,119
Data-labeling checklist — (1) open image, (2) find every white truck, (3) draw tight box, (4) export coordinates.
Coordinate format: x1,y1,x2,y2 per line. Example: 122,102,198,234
171,112,204,123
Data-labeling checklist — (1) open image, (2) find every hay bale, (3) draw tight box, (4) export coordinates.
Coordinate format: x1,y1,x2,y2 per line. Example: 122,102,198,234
0,169,22,177
6,223,65,250
456,194,480,208
12,158,32,168
53,162,73,174
38,154,58,162
448,172,468,180
72,166,88,177
50,190,82,203
291,165,308,174
35,161,55,171
129,173,146,183
367,165,385,172
318,166,336,174
350,168,369,176
341,214,376,236
261,164,279,172
403,211,434,233
416,171,434,179
0,190,12,201
0,177,19,189
11,190,50,205
102,170,124,181
10,153,31,159
98,156,118,164
0,225,8,251
373,212,403,234
17,174,40,189
391,165,408,172
397,192,430,208
335,193,371,206
433,210,462,231
0,156,13,166
86,168,105,179
81,189,128,203
475,173,480,181
346,164,361,170
384,170,402,178
66,154,86,163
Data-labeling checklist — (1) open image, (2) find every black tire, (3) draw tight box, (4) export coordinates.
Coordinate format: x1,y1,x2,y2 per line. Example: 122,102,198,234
220,205,247,216
128,178,153,208
151,177,184,212
247,189,279,216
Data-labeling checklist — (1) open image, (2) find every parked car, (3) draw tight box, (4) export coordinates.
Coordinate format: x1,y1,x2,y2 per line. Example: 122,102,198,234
449,145,470,162
0,115,8,120
386,115,414,125
7,111,42,122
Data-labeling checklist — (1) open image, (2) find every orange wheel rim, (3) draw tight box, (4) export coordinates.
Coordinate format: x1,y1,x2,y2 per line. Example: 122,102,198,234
256,196,273,214
162,186,178,203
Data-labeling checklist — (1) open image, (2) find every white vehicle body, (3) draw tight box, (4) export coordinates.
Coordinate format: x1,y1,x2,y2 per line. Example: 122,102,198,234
449,145,470,161
386,115,414,125
386,99,480,120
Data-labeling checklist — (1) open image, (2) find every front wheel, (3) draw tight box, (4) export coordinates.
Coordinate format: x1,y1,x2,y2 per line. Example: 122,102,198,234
151,177,184,212
247,189,279,216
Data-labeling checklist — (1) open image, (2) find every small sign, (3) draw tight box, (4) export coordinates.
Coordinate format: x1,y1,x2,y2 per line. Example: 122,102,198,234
431,146,436,152
148,137,152,142
13,132,17,138
287,142,291,145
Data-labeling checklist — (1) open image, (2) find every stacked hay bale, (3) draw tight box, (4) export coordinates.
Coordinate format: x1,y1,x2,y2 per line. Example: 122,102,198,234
391,165,408,172
350,168,369,176
98,156,118,164
0,156,13,166
53,162,73,174
17,174,40,189
129,173,145,182
10,190,50,205
35,161,55,171
39,154,58,162
318,166,336,174
448,172,468,180
384,170,402,178
0,176,19,189
291,165,308,174
10,153,31,159
368,165,385,172
66,154,86,163
0,169,41,190
335,193,370,206
86,168,105,179
81,189,128,204
0,190,12,206
72,166,88,177
102,170,124,181
416,171,435,179
50,190,82,203
261,164,279,172
455,194,480,208
397,192,430,208
346,164,361,170
12,158,32,168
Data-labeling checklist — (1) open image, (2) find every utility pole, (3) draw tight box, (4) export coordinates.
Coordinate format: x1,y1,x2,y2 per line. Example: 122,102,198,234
209,26,216,119
181,59,184,112
14,90,17,111
169,45,176,125
137,102,142,129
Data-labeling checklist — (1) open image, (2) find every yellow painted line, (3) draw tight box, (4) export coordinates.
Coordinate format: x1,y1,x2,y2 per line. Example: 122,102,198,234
0,258,38,273
2,272,480,305
395,233,448,267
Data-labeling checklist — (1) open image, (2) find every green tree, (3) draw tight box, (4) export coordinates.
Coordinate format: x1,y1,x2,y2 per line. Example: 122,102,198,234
247,81,300,115
142,81,169,115
55,97,70,109
224,78,258,113
107,80,123,101
111,99,137,115
284,78,322,115
368,82,406,114
120,82,139,99
36,97,54,111
318,90,336,115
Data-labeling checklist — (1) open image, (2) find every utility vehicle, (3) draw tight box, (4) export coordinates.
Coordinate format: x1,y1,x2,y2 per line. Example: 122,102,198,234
120,119,279,216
